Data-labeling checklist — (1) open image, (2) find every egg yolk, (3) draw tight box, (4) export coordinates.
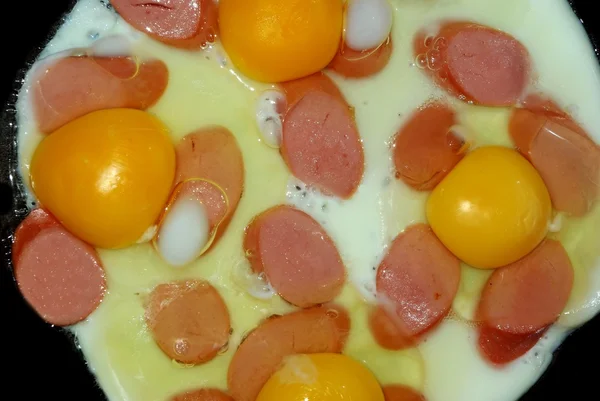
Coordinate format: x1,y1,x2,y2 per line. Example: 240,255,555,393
426,146,551,269
256,353,384,401
219,0,343,83
29,108,176,249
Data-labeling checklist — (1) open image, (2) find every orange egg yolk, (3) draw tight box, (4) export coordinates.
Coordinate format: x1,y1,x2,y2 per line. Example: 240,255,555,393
426,146,552,269
29,108,176,249
219,0,343,83
256,353,384,401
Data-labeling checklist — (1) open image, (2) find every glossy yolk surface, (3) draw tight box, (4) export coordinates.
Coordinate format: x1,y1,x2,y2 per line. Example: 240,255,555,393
29,108,175,249
219,0,343,82
426,146,552,269
256,353,385,401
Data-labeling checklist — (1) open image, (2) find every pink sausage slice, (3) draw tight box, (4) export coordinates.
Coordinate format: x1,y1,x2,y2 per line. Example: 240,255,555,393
280,72,347,113
227,304,350,401
110,0,218,49
370,224,461,349
328,36,393,78
509,95,600,216
243,205,345,308
413,21,530,106
393,102,466,191
12,208,60,264
13,209,106,326
170,389,233,401
145,279,231,365
281,87,364,198
33,56,168,133
476,239,574,364
175,126,244,219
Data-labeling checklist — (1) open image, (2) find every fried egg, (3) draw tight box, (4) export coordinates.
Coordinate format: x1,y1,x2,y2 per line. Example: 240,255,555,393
11,1,600,401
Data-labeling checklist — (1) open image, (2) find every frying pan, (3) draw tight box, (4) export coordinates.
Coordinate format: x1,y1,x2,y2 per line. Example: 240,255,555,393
1,1,598,400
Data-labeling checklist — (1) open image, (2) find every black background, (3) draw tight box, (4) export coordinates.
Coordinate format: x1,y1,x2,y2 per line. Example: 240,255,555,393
1,1,598,400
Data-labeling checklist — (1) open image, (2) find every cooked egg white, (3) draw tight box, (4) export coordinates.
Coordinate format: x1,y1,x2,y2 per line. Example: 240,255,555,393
13,0,600,401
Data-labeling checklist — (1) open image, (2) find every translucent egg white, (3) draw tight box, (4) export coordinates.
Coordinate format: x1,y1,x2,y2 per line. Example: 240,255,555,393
90,34,133,57
255,90,285,148
156,197,210,267
345,0,393,51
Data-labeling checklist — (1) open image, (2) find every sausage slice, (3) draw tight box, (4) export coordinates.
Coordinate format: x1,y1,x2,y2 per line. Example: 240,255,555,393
111,0,219,49
414,21,530,106
370,224,460,349
13,209,106,326
476,240,574,364
227,304,350,401
33,56,168,133
145,280,231,365
243,205,346,307
175,126,244,218
509,95,600,216
280,84,364,198
393,102,466,191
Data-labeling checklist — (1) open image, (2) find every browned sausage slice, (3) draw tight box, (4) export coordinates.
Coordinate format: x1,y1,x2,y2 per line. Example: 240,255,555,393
393,102,466,191
145,280,231,365
477,239,574,335
33,56,168,133
227,305,350,401
509,95,600,216
110,0,218,49
414,21,530,106
370,224,460,349
476,239,574,364
170,388,233,401
281,89,364,198
383,385,427,401
478,326,547,365
328,36,393,78
13,210,107,326
243,205,345,307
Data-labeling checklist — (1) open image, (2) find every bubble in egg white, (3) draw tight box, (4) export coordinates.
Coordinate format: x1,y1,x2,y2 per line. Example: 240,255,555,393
230,259,276,300
156,197,210,267
345,0,393,51
256,90,285,148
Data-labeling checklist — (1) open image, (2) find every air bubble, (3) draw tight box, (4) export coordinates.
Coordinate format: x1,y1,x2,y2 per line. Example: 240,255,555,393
433,37,447,50
218,342,229,355
427,49,442,71
415,54,427,69
424,36,434,48
206,27,217,43
173,338,190,356
326,309,339,319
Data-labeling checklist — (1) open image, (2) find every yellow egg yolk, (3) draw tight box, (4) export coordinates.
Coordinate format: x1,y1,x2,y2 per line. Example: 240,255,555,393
256,353,384,401
426,146,552,269
219,0,343,83
29,108,176,249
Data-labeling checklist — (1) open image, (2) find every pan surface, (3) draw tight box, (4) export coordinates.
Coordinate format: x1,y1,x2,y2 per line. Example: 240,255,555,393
1,1,598,400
